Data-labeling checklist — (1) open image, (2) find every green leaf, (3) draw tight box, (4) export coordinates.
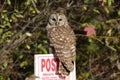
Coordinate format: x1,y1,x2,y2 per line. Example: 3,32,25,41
108,0,112,6
81,72,90,79
83,5,87,11
2,10,7,13
70,13,76,19
38,44,48,54
0,29,3,34
3,62,8,69
4,16,9,21
84,0,89,3
26,32,32,37
5,22,11,28
15,13,24,18
6,0,11,5
76,55,80,61
88,38,93,43
34,0,37,3
18,55,24,59
104,7,109,14
43,40,48,44
11,14,17,20
108,0,114,6
103,0,107,3
20,61,28,68
26,0,31,5
0,76,4,80
93,9,100,14
26,44,31,50
118,10,120,16
7,77,10,80
84,72,90,78
81,23,87,28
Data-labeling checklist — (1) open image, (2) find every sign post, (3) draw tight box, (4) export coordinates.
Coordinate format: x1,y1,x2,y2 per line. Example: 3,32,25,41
34,54,76,80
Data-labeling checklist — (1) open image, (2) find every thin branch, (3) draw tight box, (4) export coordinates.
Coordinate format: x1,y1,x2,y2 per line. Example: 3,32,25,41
76,34,118,51
31,0,40,13
76,34,119,39
0,0,6,11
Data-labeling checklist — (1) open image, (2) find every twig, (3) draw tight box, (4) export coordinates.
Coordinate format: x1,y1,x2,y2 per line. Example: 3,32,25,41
0,7,47,75
0,0,6,11
76,34,118,51
76,34,119,39
31,0,40,13
89,54,95,80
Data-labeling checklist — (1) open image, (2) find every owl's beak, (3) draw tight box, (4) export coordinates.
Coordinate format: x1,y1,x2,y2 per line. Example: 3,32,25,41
56,22,59,26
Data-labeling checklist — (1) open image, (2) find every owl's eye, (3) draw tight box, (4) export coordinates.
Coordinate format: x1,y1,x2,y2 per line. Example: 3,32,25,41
52,18,56,21
59,19,62,21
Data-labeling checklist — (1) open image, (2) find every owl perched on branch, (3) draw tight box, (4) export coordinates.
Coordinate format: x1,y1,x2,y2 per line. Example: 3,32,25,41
46,12,76,76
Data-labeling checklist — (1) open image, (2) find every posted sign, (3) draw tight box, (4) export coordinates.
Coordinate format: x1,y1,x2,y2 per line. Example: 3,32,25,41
34,54,76,80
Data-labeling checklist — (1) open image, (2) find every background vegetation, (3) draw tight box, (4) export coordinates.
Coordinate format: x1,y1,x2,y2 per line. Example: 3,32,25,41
0,0,120,80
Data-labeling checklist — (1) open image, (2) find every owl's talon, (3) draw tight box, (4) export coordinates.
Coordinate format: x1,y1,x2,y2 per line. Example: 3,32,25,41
59,74,66,79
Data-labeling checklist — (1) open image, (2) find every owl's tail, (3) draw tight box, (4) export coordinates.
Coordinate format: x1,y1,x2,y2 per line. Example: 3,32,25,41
59,60,74,76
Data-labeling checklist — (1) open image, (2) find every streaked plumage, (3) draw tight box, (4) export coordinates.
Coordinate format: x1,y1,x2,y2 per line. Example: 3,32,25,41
46,13,76,76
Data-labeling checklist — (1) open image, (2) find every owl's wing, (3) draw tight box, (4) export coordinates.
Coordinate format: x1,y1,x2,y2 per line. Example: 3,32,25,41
47,25,76,75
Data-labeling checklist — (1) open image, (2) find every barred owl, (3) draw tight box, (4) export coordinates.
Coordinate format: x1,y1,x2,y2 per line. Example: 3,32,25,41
46,12,76,76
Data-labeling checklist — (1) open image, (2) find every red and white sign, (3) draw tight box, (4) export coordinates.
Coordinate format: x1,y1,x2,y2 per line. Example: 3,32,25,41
34,54,76,80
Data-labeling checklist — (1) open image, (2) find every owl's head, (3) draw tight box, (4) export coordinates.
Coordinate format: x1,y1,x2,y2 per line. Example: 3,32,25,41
48,13,68,27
